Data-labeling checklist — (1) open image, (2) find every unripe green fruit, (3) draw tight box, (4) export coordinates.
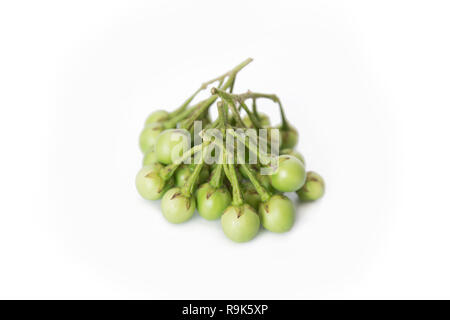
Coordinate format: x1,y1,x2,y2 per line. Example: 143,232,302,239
155,129,190,165
243,113,270,128
135,164,173,200
266,127,283,149
145,110,169,125
280,126,299,149
139,122,164,154
259,194,295,233
196,183,231,220
270,155,306,192
281,148,305,166
188,163,210,185
297,171,325,201
142,149,158,166
242,182,261,210
174,165,191,188
221,204,260,243
161,187,195,223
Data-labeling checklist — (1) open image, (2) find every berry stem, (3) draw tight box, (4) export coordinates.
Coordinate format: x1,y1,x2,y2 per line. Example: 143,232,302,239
169,58,253,118
226,161,244,206
212,88,247,127
209,163,223,189
227,128,273,165
239,163,271,202
182,161,204,197
235,91,290,129
159,143,205,180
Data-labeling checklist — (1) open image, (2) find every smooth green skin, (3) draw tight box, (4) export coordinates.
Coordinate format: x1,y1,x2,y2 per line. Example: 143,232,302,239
280,126,299,149
281,149,305,166
243,113,270,128
297,171,325,201
175,165,209,188
145,110,169,125
174,165,192,188
136,164,172,200
196,183,231,220
241,181,261,210
155,129,190,165
161,187,195,224
139,122,164,153
221,204,260,243
188,163,210,185
266,127,283,149
270,155,306,192
259,194,295,233
142,149,158,166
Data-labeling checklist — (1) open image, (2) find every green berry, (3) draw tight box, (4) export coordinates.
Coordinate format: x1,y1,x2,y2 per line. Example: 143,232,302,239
174,165,192,188
155,129,190,165
270,155,306,192
142,149,158,166
243,113,270,127
161,187,195,223
139,122,164,153
196,183,231,220
280,126,298,149
259,194,295,233
221,204,260,243
135,164,173,200
242,182,261,210
281,148,305,166
145,110,169,125
297,171,325,201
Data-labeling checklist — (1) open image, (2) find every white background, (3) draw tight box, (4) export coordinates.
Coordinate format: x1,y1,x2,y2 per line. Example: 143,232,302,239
1,0,449,299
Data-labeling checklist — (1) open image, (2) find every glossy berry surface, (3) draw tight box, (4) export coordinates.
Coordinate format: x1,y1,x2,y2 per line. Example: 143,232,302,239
270,155,306,192
259,194,295,233
221,204,260,243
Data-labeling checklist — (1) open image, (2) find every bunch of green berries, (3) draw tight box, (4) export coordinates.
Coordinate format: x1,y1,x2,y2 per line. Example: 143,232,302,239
136,58,325,243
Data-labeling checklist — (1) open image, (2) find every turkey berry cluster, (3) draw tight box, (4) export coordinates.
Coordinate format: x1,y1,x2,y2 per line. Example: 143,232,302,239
136,58,325,243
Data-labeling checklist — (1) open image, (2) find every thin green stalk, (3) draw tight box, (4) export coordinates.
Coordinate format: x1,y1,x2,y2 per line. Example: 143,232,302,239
182,161,204,197
252,98,261,122
169,88,202,117
159,143,205,180
239,163,271,202
235,91,290,129
209,164,223,189
227,128,273,165
169,58,253,118
226,162,244,206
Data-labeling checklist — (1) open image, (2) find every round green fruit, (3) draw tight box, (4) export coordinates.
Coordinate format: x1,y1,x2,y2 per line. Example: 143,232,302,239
139,122,164,153
161,187,195,223
142,149,158,166
135,164,172,200
297,171,325,201
145,110,169,125
281,148,305,166
270,155,306,192
259,194,295,233
196,183,231,220
280,126,298,149
155,129,190,165
221,204,260,243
